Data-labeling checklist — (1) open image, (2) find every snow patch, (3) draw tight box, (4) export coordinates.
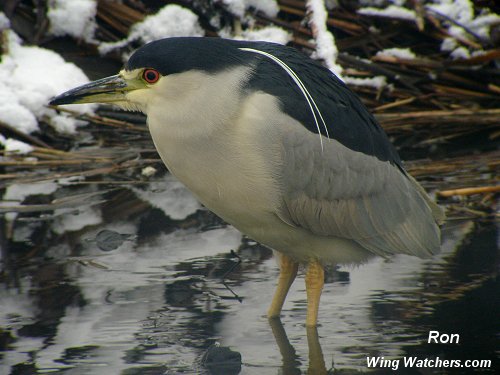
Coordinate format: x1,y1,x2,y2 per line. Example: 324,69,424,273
141,166,157,177
376,47,417,59
99,5,204,56
425,0,500,59
0,27,95,135
223,0,279,18
47,0,97,43
238,26,291,44
343,75,388,90
0,137,34,154
223,0,246,18
358,5,417,21
427,0,500,52
440,37,458,52
50,115,87,134
450,46,470,60
307,0,343,77
325,0,339,10
0,11,9,29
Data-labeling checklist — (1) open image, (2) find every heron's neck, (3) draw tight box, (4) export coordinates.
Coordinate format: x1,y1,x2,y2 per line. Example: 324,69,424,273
147,67,251,139
145,66,254,196
146,77,283,227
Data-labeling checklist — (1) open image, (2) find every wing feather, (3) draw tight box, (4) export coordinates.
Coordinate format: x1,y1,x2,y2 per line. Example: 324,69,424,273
278,128,443,258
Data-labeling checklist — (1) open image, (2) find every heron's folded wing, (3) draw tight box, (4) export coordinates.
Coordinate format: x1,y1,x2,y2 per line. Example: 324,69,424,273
277,130,443,258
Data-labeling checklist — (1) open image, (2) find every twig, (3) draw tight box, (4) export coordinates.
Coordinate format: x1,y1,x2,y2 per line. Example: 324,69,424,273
438,186,500,197
0,120,51,148
373,97,416,111
49,106,148,132
425,7,488,46
221,250,243,303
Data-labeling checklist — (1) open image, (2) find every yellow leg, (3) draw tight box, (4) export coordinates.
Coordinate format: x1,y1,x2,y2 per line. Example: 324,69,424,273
305,259,324,327
267,253,299,319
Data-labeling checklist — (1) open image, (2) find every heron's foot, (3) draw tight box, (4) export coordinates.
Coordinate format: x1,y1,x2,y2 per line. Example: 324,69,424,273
305,259,324,327
267,253,298,318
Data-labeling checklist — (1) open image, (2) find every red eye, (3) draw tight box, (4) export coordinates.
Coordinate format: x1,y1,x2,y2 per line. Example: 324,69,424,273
143,68,160,84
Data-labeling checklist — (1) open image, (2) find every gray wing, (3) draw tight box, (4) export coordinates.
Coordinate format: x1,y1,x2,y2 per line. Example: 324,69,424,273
277,128,444,258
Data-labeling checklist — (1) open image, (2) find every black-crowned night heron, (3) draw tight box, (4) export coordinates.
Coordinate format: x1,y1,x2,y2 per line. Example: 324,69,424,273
50,37,444,327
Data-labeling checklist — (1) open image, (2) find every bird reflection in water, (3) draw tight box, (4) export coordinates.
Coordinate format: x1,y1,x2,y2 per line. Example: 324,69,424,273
269,318,330,375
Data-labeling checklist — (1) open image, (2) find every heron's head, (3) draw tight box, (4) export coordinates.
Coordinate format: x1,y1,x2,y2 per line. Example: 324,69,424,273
49,37,258,113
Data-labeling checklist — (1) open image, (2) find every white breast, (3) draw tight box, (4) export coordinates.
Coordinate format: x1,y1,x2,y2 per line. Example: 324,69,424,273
146,68,282,232
143,68,372,265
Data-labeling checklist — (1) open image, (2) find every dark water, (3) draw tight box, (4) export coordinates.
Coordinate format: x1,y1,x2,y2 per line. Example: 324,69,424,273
0,178,498,374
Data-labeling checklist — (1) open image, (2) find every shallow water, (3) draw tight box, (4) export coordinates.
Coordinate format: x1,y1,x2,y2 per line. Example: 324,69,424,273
0,178,498,374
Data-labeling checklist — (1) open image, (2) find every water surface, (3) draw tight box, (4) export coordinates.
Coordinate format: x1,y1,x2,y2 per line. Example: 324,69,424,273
0,179,498,374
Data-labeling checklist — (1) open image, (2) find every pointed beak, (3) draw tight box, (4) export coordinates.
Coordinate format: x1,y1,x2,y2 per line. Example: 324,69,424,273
49,75,132,105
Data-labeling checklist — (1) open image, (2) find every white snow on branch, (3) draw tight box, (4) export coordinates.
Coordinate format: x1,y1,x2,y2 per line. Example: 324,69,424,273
0,135,34,155
425,0,500,59
248,0,280,17
358,5,417,21
450,46,470,60
376,47,417,59
238,26,291,44
427,0,500,42
0,23,95,135
0,11,9,29
306,0,343,78
223,0,279,18
47,0,97,43
343,75,388,90
223,0,245,17
99,5,204,56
